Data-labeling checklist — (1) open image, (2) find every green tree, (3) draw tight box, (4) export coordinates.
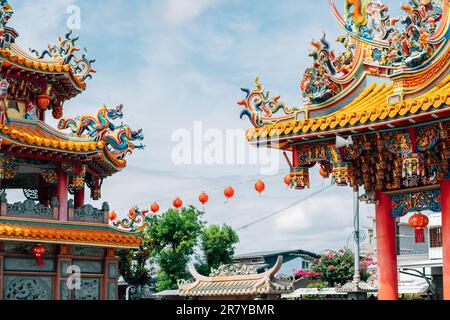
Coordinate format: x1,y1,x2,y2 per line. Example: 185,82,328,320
196,224,240,276
118,235,155,286
145,206,204,291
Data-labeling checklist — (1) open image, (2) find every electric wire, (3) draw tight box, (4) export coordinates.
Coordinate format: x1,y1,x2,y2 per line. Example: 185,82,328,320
235,183,334,232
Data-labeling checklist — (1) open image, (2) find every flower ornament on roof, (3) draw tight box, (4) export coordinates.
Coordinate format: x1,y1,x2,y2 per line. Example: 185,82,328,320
238,76,298,128
30,29,96,82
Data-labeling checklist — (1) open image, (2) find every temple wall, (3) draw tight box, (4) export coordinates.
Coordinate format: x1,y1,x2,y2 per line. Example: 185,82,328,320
0,242,119,300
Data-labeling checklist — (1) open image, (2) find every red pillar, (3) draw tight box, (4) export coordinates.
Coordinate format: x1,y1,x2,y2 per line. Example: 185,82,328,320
57,167,69,221
74,187,85,208
441,180,450,300
375,191,398,300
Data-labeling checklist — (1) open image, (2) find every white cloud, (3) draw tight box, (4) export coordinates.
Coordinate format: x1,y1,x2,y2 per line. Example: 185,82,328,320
164,0,219,25
10,0,75,50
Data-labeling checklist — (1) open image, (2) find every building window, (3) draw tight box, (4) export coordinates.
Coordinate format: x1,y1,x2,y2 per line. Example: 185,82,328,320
429,227,442,248
302,261,310,270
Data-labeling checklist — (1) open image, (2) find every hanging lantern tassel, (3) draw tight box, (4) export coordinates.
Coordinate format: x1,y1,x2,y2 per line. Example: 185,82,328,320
408,213,429,244
414,228,426,243
32,244,46,267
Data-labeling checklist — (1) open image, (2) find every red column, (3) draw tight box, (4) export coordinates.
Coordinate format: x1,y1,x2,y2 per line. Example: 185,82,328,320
74,187,85,208
57,167,69,221
375,191,398,300
441,180,450,300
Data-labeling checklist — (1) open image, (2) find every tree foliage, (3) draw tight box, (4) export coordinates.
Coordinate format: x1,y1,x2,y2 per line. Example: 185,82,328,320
145,206,204,291
295,248,375,287
118,235,155,286
196,224,239,276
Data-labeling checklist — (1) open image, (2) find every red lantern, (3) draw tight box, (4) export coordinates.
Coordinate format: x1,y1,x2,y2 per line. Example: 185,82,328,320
151,202,160,213
224,187,235,200
173,197,183,209
31,244,46,267
37,94,51,110
199,192,209,205
284,174,291,187
109,211,117,221
408,212,429,243
255,180,266,194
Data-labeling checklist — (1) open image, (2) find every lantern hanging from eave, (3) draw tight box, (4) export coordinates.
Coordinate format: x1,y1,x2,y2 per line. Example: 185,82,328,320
408,212,429,243
332,162,350,186
31,244,46,267
290,167,310,190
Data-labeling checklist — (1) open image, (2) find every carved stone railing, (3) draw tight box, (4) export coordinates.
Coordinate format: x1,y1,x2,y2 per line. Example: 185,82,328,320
68,200,109,224
0,193,59,220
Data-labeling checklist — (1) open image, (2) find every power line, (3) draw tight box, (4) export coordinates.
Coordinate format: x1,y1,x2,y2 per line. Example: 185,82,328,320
235,183,334,232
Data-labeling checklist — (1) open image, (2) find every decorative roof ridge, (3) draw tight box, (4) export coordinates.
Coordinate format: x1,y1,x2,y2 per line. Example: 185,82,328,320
0,216,142,236
186,256,284,282
9,119,97,142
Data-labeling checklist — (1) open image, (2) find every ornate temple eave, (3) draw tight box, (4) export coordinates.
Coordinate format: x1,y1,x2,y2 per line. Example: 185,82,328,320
246,76,450,148
0,120,125,177
0,217,141,249
178,256,295,297
0,46,85,101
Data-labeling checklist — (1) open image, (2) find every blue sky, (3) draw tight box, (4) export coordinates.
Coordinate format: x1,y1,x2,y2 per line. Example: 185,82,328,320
8,0,406,255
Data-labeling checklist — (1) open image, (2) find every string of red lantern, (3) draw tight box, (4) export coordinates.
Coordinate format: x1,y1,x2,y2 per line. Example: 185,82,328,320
111,171,304,219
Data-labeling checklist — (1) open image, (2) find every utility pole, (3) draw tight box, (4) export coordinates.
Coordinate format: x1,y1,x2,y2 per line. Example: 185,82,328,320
337,189,375,299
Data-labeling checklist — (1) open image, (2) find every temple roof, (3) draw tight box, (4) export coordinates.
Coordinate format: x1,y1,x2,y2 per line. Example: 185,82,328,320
178,256,294,297
246,74,450,146
0,45,87,100
0,217,141,249
0,119,127,177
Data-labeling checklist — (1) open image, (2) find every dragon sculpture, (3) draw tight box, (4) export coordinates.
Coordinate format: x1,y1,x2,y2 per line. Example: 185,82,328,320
301,33,356,104
30,29,96,81
104,126,145,160
58,104,125,141
238,76,298,128
344,0,370,37
0,0,13,46
113,207,149,233
58,104,145,160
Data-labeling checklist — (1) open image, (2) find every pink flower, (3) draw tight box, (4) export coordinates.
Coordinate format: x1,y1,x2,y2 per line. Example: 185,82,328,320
328,265,335,271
